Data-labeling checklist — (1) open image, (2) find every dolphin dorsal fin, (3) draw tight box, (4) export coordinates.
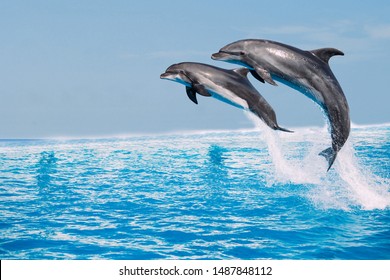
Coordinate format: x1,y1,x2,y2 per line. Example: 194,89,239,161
233,68,250,77
310,48,344,64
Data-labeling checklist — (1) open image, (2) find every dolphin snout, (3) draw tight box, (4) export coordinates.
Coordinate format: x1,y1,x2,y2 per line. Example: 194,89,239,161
211,52,225,60
160,72,170,79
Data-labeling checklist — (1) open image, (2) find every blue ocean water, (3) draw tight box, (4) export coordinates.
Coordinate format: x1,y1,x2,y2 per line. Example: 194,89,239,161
0,121,389,260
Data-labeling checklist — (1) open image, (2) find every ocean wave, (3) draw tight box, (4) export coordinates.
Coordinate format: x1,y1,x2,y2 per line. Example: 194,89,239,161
0,115,389,259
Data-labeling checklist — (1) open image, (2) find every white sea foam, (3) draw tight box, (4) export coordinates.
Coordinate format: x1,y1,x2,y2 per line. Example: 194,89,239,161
245,112,326,184
335,142,390,210
245,112,390,210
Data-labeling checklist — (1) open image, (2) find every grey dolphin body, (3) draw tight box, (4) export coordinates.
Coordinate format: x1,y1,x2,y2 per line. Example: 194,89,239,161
212,39,350,171
160,62,291,132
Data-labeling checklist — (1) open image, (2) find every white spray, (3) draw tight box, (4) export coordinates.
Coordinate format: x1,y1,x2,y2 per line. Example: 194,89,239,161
245,112,390,210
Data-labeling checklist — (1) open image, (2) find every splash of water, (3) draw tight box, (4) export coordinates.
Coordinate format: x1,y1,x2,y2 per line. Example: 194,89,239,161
245,112,390,210
245,112,327,184
335,143,390,210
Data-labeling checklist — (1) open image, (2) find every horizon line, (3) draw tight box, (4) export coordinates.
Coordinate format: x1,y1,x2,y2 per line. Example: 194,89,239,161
0,122,389,141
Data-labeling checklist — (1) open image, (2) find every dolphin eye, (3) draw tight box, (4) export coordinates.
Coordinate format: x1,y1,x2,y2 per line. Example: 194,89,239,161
240,51,246,55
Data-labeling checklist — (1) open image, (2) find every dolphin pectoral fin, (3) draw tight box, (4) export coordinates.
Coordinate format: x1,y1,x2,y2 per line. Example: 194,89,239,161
319,147,337,171
254,66,277,86
193,83,211,97
310,48,344,64
181,72,194,85
186,86,198,104
249,70,265,83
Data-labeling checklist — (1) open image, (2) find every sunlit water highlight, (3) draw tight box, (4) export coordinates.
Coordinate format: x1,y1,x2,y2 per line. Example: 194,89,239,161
0,123,389,259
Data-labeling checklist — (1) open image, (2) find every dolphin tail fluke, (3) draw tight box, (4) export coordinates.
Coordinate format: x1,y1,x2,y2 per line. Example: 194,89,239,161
275,126,294,133
319,147,337,171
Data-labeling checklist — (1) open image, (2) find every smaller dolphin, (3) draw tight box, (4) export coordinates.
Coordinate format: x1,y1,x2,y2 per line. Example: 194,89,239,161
160,62,291,132
212,40,350,171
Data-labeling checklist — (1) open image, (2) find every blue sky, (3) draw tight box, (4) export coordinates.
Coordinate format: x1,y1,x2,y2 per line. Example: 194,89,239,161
1,0,389,138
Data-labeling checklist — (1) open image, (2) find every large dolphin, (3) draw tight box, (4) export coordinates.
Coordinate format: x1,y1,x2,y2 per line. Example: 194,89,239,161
160,62,291,132
212,39,350,171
